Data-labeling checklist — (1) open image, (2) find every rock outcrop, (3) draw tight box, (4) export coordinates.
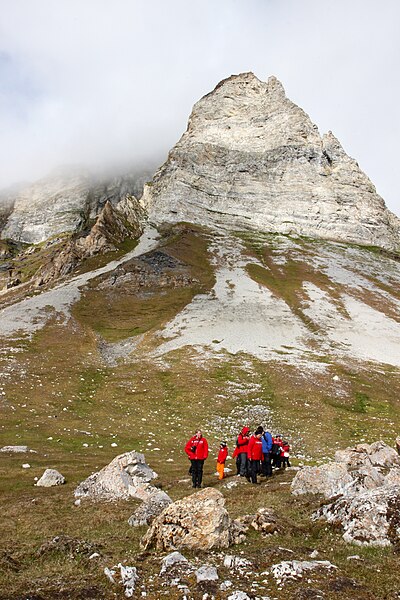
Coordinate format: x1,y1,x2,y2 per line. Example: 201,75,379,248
292,441,400,546
141,488,246,551
1,169,149,244
34,196,145,287
291,441,400,498
315,485,400,547
145,72,400,252
74,451,157,501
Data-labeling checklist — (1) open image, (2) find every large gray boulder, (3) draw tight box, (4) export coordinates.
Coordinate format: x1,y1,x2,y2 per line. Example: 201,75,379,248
315,485,400,546
145,72,400,253
74,451,156,501
128,489,172,527
291,441,399,499
141,488,246,551
291,462,353,498
292,441,400,547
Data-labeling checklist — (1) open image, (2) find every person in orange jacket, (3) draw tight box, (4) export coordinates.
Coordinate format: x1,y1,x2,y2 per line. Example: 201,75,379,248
185,430,209,488
216,441,228,480
232,426,250,477
247,426,264,484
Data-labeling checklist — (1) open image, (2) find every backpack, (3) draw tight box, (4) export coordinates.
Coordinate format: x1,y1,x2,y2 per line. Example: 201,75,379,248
271,443,281,455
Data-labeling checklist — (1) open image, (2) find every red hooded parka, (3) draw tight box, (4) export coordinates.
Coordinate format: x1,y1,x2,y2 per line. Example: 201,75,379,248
185,435,209,460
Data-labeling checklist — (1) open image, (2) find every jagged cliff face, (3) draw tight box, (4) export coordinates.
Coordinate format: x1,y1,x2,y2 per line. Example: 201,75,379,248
0,169,149,245
145,73,400,252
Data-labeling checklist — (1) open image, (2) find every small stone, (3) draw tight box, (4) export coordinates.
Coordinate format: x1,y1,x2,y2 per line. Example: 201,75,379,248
195,565,218,583
36,468,65,487
160,551,190,575
0,445,29,453
22,463,31,469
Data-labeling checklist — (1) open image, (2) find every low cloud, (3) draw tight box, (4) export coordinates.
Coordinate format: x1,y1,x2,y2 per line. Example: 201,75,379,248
0,0,399,214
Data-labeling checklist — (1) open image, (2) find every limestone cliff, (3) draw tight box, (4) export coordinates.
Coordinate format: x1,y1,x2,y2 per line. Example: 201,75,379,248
145,72,400,252
0,169,150,245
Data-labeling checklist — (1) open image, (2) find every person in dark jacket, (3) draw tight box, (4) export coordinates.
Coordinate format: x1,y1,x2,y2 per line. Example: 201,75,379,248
261,429,273,477
185,430,209,488
232,426,250,477
272,434,283,469
247,426,264,484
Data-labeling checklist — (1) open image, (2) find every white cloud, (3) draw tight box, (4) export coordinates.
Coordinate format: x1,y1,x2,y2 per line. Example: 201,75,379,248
0,0,399,214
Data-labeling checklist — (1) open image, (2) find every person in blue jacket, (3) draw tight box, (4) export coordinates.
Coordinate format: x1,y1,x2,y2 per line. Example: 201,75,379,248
261,429,273,477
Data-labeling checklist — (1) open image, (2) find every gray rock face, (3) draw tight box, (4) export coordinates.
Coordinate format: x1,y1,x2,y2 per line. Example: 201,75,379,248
145,72,400,252
292,440,400,546
315,485,400,546
291,441,400,498
159,551,191,575
1,169,148,244
195,564,219,583
74,450,157,501
36,468,66,487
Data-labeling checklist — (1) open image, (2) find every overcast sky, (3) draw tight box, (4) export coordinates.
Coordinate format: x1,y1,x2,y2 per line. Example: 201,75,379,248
0,0,399,214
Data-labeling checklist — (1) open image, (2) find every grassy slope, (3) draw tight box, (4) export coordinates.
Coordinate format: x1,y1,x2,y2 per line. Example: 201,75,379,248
0,226,400,599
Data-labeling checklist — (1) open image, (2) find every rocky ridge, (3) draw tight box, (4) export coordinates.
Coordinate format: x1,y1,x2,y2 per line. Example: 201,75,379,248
0,168,150,245
145,72,400,252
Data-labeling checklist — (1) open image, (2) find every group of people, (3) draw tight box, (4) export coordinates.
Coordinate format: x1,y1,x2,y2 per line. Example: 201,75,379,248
184,426,290,488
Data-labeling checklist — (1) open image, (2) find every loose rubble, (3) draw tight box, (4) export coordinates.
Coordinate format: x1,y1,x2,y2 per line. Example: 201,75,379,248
104,563,139,598
270,560,337,584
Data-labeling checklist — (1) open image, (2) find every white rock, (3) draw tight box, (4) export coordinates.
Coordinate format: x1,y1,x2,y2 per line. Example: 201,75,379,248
195,565,219,583
160,551,190,575
0,445,29,453
36,468,66,487
227,592,252,600
223,555,253,570
270,560,337,583
22,463,31,469
220,580,233,591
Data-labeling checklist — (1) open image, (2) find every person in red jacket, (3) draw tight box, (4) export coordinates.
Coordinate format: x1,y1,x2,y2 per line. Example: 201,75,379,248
281,440,291,468
247,426,264,484
272,434,283,469
185,430,209,488
216,441,228,480
232,426,250,478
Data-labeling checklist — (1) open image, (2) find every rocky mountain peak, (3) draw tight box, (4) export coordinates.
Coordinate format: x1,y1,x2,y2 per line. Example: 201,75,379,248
145,73,400,253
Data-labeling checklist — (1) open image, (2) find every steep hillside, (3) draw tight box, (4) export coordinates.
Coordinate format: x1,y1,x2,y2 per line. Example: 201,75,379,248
0,224,400,599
